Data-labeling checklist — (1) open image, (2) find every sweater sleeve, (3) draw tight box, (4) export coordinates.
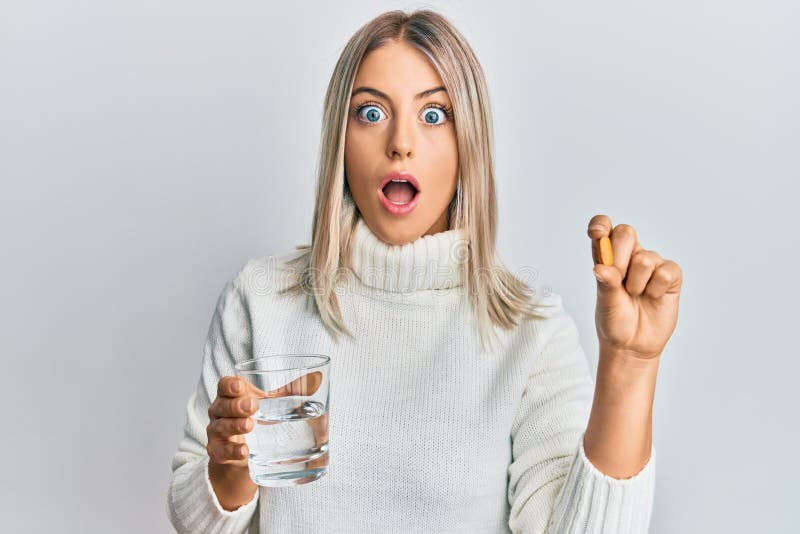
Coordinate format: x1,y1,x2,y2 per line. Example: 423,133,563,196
507,295,656,534
166,272,260,534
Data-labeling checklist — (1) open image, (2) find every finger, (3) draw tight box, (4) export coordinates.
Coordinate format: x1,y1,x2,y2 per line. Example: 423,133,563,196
208,439,249,465
208,416,253,440
264,371,323,398
624,249,663,297
218,376,268,400
306,448,329,472
644,259,682,299
609,224,643,281
218,376,246,398
587,214,612,239
210,396,257,419
587,215,612,265
308,410,329,447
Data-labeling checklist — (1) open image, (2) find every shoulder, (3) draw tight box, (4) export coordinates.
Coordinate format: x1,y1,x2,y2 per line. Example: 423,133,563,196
521,289,573,330
231,245,309,299
503,289,580,354
529,289,567,317
531,289,580,335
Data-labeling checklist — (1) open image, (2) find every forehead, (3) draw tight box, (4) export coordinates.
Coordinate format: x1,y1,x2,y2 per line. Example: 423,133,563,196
353,40,445,97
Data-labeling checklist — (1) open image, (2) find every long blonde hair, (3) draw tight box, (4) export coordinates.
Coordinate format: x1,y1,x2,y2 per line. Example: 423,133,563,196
278,8,548,353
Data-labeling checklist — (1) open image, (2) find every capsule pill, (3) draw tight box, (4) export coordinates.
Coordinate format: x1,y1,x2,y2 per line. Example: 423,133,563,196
599,236,613,266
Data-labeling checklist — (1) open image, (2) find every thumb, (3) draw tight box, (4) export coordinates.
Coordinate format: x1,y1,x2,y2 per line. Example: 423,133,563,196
593,263,622,291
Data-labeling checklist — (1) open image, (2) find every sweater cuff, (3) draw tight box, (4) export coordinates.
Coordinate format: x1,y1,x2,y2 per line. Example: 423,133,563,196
167,456,259,534
549,433,656,533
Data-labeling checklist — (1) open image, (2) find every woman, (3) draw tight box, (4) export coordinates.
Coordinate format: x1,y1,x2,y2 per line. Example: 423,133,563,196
167,9,682,533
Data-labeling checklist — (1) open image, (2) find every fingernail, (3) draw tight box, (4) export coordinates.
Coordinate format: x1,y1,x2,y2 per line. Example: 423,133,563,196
232,380,241,394
240,398,252,411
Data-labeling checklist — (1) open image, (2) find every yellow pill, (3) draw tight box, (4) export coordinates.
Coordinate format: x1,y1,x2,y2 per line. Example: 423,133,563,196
599,236,613,266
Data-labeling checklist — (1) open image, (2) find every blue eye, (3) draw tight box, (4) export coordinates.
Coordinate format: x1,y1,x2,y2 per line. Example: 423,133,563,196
421,107,446,125
352,101,452,127
357,105,385,123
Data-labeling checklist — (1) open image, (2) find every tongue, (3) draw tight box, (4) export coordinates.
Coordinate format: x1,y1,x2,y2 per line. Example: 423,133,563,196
383,181,416,203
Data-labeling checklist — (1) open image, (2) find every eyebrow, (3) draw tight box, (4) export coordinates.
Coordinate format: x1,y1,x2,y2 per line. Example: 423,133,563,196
350,86,447,104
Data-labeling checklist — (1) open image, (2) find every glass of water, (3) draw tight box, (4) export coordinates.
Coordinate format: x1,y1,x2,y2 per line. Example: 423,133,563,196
234,354,330,487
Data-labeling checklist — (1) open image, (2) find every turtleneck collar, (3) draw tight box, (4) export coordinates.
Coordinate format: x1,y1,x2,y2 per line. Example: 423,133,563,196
349,216,469,293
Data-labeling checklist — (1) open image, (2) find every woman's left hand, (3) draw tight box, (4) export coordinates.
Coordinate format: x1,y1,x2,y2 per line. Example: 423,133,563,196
587,215,683,361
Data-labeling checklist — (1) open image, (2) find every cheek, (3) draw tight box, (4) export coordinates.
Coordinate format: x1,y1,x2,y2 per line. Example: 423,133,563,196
344,129,380,192
426,133,459,185
345,127,378,169
424,127,457,161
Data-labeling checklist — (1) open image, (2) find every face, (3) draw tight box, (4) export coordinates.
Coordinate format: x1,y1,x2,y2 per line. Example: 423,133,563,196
344,39,459,246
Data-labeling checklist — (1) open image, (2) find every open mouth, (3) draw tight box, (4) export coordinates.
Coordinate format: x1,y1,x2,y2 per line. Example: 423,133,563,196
381,179,419,205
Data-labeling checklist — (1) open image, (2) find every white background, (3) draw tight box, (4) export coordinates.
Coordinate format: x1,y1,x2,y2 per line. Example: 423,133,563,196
2,1,798,532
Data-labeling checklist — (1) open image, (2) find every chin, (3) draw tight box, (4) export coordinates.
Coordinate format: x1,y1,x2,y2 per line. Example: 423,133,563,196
373,218,423,246
380,229,419,246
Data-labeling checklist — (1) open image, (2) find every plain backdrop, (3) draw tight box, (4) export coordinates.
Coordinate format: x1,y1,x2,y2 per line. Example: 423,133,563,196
2,1,798,532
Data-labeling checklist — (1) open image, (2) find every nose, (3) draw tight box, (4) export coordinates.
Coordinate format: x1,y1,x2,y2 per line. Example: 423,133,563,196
386,113,415,160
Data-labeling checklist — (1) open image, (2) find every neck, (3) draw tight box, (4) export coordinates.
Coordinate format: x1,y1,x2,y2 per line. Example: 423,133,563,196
348,216,469,293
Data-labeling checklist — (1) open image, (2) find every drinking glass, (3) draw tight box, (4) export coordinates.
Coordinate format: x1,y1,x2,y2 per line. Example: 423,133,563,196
234,354,330,487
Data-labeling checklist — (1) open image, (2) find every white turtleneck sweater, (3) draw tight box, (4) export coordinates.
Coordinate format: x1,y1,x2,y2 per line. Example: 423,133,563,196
166,215,656,534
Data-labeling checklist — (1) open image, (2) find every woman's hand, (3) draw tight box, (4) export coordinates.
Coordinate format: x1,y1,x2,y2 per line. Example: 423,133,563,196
206,376,262,511
206,372,327,510
587,215,683,361
207,371,325,466
207,376,261,467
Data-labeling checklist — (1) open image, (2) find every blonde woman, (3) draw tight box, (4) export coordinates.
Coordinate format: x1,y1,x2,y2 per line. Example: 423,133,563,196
167,9,682,534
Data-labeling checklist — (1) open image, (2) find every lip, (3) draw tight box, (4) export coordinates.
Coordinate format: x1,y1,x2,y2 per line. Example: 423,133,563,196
379,171,421,192
377,170,421,216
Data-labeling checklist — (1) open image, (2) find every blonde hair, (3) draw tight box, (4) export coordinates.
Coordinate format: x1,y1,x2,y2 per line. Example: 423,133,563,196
278,8,548,353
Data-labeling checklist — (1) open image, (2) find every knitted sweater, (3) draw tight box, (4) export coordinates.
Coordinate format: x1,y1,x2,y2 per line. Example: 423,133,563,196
166,215,656,534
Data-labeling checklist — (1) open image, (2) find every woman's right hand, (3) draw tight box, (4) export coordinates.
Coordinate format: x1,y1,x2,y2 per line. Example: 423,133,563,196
207,376,259,467
205,372,325,511
206,372,323,465
206,376,262,511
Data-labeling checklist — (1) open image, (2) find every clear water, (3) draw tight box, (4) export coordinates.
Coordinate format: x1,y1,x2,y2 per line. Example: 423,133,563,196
245,397,329,487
